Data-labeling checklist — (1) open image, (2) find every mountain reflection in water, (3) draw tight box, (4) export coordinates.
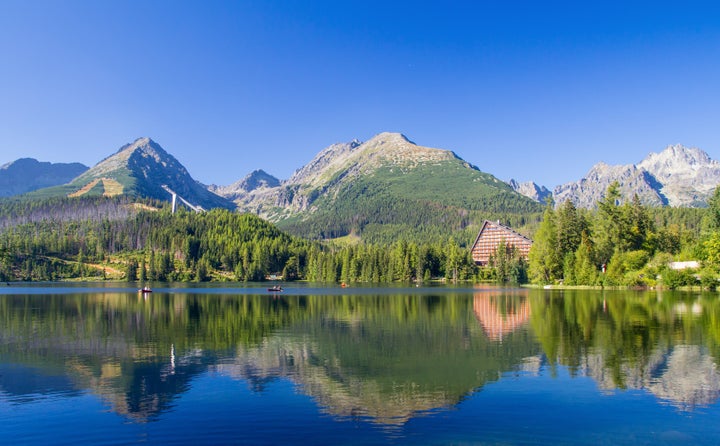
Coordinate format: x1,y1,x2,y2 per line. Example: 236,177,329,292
1,286,720,427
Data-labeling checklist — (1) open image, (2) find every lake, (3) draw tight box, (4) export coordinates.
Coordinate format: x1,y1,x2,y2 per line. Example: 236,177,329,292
1,283,719,445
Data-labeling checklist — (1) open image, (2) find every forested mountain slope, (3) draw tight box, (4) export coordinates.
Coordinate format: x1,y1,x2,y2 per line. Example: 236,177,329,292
218,132,543,243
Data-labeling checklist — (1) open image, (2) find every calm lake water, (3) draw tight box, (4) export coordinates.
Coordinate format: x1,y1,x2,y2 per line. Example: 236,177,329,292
1,283,720,445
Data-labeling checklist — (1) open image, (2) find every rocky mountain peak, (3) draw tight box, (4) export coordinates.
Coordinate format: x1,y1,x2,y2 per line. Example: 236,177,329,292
215,132,536,225
553,144,720,208
66,138,233,210
508,179,552,203
287,139,362,186
553,160,666,208
240,169,280,191
114,137,169,164
365,132,414,145
636,144,720,207
211,169,281,201
287,132,459,191
358,132,458,167
638,144,716,177
86,137,165,176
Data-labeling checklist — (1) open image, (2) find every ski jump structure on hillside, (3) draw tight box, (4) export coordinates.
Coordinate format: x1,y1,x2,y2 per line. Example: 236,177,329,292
161,185,205,214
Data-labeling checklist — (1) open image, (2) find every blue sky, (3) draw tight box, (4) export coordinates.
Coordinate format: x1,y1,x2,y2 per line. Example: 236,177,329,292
1,1,720,188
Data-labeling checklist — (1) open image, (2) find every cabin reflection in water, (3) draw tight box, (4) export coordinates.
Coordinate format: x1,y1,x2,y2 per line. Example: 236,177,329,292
472,289,530,342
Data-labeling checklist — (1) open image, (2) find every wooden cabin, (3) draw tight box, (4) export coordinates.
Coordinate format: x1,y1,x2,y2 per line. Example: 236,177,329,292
470,220,533,266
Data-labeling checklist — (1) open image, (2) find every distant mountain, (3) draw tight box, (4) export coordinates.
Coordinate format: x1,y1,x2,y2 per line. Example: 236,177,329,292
208,169,281,214
553,145,720,208
553,162,667,208
216,132,542,241
507,179,552,204
209,169,280,201
32,138,234,210
637,144,720,207
0,158,88,197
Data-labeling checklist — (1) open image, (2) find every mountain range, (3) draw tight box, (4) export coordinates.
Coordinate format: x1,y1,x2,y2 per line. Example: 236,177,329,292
22,137,234,210
0,158,88,198
1,134,718,240
546,144,720,208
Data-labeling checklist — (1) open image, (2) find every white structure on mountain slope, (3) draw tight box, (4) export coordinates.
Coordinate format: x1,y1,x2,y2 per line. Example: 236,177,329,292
162,184,205,213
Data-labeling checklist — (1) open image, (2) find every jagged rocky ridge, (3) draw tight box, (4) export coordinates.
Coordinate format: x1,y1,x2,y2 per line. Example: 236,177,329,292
510,144,720,208
507,179,552,204
5,137,718,213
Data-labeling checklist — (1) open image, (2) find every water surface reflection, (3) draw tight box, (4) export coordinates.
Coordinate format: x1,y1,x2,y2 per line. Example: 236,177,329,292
1,285,719,433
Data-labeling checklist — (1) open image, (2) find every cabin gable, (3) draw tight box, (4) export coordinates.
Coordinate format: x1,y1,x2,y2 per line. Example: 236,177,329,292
471,220,533,265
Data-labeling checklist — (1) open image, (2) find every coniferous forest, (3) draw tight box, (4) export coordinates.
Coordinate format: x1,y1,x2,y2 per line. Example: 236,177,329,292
0,196,479,283
0,184,717,289
527,182,714,289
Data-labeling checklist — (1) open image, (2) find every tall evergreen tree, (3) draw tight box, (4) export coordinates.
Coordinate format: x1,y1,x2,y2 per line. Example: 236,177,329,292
574,232,597,285
707,184,720,230
528,204,560,283
556,200,584,257
593,182,625,265
624,193,654,251
125,259,138,282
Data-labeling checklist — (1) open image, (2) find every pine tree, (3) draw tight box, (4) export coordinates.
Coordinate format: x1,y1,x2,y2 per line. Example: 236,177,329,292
283,255,299,281
562,252,576,285
194,258,209,282
125,259,138,282
574,232,597,285
528,204,560,283
139,259,147,282
556,200,584,257
707,184,720,230
148,250,157,281
624,194,654,251
594,182,625,265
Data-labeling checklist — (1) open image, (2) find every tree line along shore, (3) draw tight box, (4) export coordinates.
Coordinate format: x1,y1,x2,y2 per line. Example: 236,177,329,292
0,182,716,290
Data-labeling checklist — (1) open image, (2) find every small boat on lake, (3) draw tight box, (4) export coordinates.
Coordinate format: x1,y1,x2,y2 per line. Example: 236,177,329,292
139,286,153,293
267,285,283,292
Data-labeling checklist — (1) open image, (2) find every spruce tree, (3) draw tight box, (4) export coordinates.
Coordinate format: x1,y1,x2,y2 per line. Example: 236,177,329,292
125,259,138,282
574,233,597,285
529,204,560,283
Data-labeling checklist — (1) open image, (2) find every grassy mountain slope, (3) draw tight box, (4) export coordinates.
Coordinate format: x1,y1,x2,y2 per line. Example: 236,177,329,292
223,132,543,243
27,138,234,210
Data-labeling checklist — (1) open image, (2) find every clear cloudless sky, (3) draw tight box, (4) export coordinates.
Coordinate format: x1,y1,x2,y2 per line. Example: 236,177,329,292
1,0,720,188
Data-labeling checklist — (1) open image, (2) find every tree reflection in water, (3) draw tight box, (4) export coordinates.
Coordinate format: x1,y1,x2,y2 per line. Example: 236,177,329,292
1,287,720,423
